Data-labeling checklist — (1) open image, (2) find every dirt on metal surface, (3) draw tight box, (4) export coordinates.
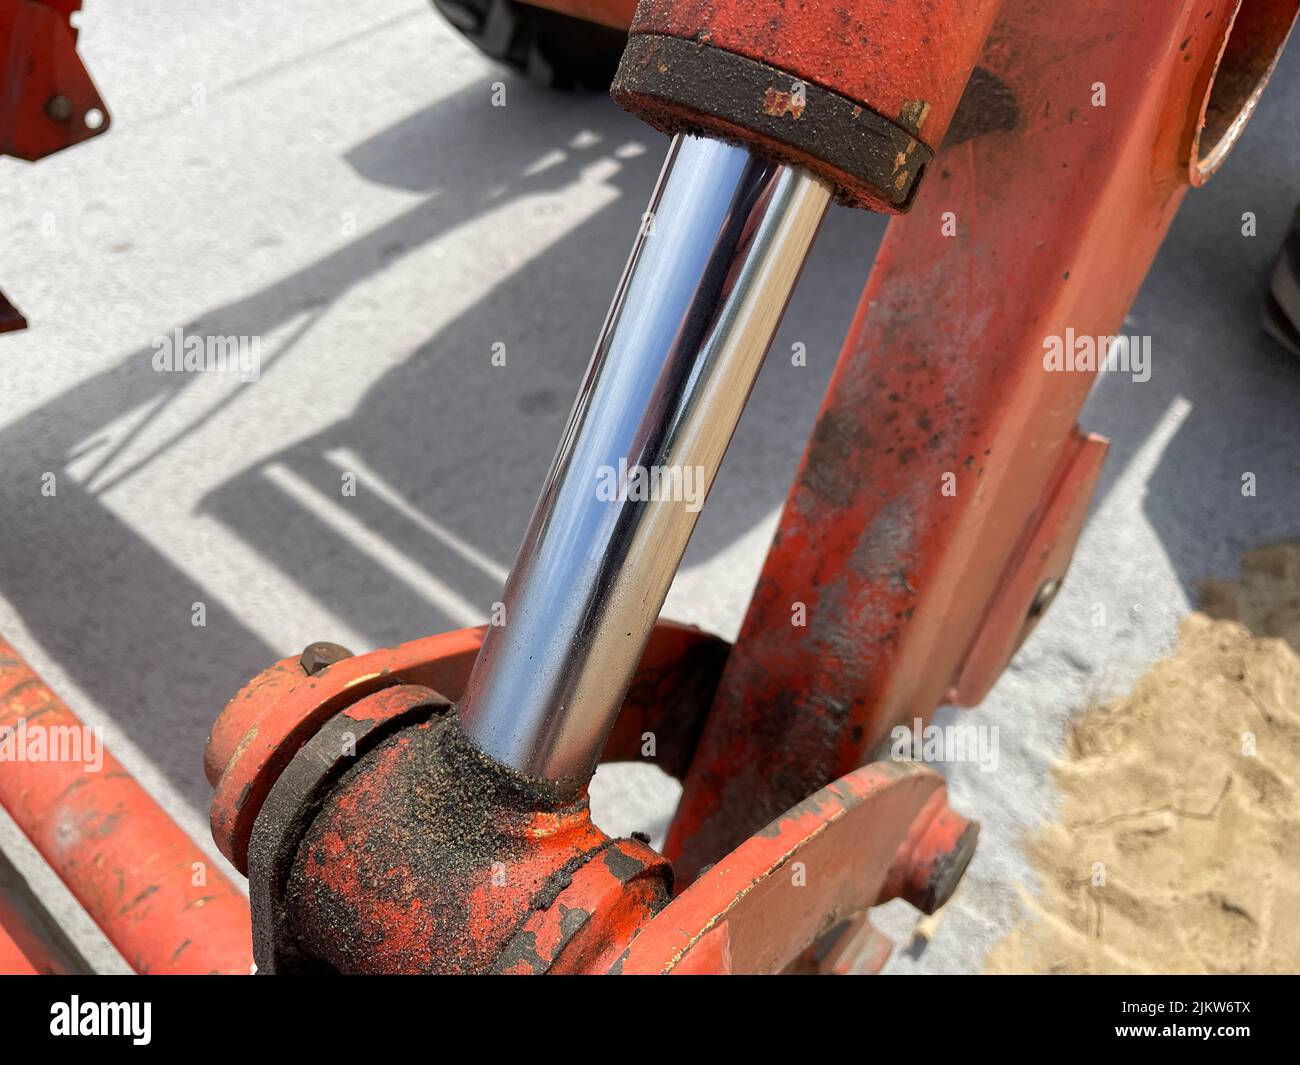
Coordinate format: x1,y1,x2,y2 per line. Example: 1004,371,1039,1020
611,33,932,211
211,621,722,870
988,542,1300,974
283,712,617,973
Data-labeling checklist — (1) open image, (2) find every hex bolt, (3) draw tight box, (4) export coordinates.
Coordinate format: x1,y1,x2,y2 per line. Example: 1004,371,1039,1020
299,641,354,676
45,95,72,122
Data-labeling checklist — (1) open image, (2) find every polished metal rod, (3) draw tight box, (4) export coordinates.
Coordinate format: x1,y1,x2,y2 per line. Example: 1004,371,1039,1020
458,134,831,786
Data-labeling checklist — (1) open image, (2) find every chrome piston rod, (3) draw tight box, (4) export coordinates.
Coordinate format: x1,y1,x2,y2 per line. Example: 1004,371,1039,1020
458,134,831,786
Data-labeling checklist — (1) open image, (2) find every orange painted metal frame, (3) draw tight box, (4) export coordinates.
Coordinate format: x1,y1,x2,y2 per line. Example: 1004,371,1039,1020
619,762,954,974
2,0,1296,974
200,622,969,974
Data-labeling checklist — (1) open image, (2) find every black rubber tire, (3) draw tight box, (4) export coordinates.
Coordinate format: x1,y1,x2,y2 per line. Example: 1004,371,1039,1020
431,0,627,92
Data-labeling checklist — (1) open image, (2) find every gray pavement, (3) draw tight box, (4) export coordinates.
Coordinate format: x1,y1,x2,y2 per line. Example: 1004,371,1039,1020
1,2,1297,973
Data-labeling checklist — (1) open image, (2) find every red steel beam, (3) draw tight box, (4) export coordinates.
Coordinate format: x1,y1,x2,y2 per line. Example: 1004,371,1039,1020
0,634,252,974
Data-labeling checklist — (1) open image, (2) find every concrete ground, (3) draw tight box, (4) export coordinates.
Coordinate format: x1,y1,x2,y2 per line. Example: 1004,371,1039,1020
1,3,1297,974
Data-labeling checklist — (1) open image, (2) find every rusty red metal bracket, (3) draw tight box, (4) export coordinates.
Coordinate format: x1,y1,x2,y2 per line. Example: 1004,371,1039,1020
618,762,969,974
0,0,110,161
1,1,111,338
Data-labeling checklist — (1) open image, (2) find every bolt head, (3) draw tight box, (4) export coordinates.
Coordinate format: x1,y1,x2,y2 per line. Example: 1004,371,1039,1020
299,641,354,676
45,95,72,122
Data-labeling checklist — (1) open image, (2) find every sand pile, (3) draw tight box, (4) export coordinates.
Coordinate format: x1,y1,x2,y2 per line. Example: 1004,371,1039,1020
988,542,1300,974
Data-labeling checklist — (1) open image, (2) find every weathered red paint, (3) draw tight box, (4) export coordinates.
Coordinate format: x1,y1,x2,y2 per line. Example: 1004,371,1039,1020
496,837,671,974
951,429,1107,704
664,0,1298,884
210,626,492,872
278,709,662,974
0,635,252,974
0,0,111,161
611,0,1004,210
205,0,1297,972
624,0,1003,151
249,691,963,973
878,788,976,914
4,0,1284,975
615,761,957,974
208,620,727,873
